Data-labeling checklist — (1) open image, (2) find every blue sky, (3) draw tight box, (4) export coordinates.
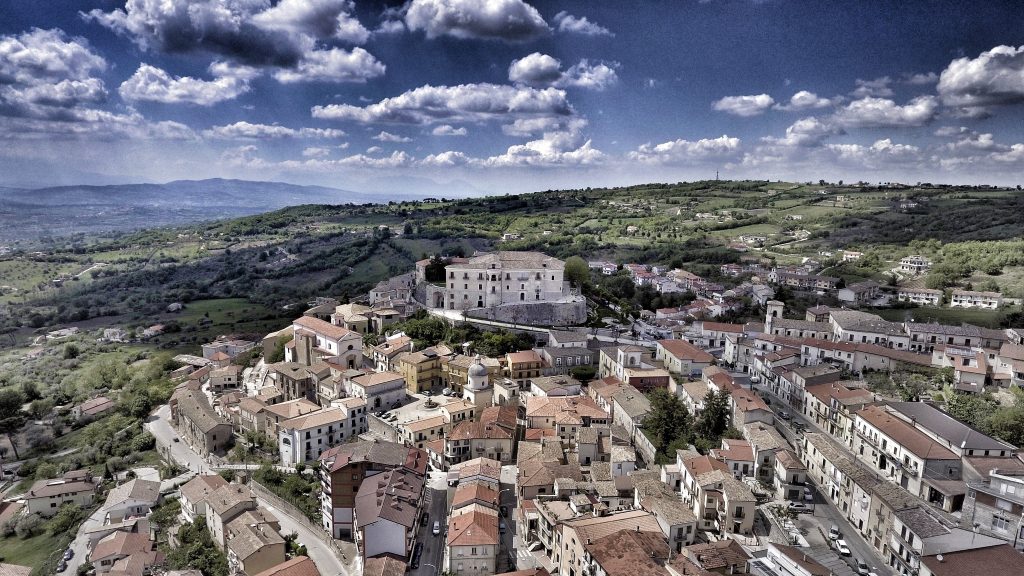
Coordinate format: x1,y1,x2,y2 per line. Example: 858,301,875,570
2,0,1024,194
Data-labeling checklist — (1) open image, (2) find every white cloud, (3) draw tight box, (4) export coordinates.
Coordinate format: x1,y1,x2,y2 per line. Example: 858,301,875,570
252,0,370,44
774,90,839,111
827,139,921,165
712,94,775,117
483,134,604,168
934,125,971,138
833,96,939,128
373,130,412,142
763,117,844,147
501,117,582,137
119,63,253,106
432,124,467,136
404,0,549,42
203,121,346,139
992,144,1024,163
903,71,938,85
273,47,385,83
302,146,331,158
338,150,412,168
420,150,471,166
938,45,1024,110
366,145,383,154
0,28,107,85
851,76,893,98
628,135,742,164
312,83,573,125
552,11,613,36
508,53,618,91
84,0,385,85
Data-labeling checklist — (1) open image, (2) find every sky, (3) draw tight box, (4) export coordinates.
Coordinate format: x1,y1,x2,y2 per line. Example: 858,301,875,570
2,0,1024,195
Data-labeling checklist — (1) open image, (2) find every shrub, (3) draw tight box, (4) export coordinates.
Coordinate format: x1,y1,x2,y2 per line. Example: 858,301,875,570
15,514,43,538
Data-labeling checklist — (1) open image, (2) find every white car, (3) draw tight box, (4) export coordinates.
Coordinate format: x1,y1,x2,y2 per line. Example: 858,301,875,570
836,539,852,556
855,560,870,575
432,521,441,536
828,525,841,541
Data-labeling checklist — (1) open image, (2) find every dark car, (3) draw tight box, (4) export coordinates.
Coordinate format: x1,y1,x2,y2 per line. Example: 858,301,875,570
499,505,508,517
421,514,429,527
411,542,423,568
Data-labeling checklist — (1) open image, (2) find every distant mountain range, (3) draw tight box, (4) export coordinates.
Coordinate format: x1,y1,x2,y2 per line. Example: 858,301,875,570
0,179,426,243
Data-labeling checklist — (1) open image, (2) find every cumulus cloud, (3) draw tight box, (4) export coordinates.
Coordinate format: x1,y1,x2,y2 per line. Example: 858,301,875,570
501,116,582,137
373,130,412,142
903,71,938,85
763,117,844,147
311,83,573,125
252,0,370,44
712,94,775,117
628,135,742,164
432,124,467,136
272,47,385,83
774,90,840,111
84,0,384,84
420,150,472,167
833,96,939,128
302,146,331,158
203,121,345,139
851,76,893,98
483,132,604,168
508,53,618,91
827,138,921,164
404,0,549,42
552,11,613,36
937,45,1024,111
118,63,254,105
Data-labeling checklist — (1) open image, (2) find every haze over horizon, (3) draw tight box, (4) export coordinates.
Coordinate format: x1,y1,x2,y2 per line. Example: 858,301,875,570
3,1,1024,193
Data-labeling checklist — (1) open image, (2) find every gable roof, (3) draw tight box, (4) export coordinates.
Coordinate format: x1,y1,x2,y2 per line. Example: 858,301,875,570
447,509,499,546
657,339,715,363
179,474,229,506
251,557,320,576
104,479,161,509
292,315,357,341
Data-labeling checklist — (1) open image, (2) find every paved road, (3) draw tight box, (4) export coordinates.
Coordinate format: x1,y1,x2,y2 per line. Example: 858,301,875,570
147,404,350,576
410,470,449,576
757,386,889,575
65,506,106,575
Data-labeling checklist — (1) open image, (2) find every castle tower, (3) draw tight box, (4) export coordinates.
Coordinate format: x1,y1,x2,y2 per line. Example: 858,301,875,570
765,300,784,334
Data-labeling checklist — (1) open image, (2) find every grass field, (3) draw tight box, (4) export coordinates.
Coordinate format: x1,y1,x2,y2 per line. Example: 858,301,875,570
708,223,782,238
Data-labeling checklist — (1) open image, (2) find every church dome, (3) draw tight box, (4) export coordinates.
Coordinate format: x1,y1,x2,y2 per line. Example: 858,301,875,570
468,354,488,378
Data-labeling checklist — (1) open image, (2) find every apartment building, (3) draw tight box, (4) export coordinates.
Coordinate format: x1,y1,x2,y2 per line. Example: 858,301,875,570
23,470,99,517
396,345,450,394
354,469,424,564
897,287,942,306
655,339,714,376
288,315,362,368
950,290,1002,309
899,256,932,275
278,401,367,466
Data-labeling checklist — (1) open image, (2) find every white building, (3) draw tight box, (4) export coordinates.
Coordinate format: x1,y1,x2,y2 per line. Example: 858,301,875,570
899,255,932,274
442,251,568,310
278,402,367,466
950,289,1002,309
287,316,362,368
348,371,407,411
897,287,942,306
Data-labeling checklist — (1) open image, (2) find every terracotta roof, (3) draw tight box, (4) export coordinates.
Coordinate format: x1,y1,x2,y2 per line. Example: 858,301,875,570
856,405,958,461
279,407,346,431
292,316,357,341
507,349,542,365
251,557,320,576
565,509,661,544
731,388,769,412
773,544,830,576
525,396,606,421
402,415,446,432
450,457,502,482
25,477,96,499
586,530,669,576
683,455,729,477
207,484,256,516
711,439,753,462
685,539,751,570
452,483,499,510
319,440,426,475
701,322,745,333
179,474,229,506
920,543,1024,576
263,398,320,420
226,510,284,560
352,371,404,388
658,339,714,363
105,479,161,509
91,531,152,562
447,509,498,546
362,557,407,576
354,469,423,529
78,396,114,415
775,450,805,470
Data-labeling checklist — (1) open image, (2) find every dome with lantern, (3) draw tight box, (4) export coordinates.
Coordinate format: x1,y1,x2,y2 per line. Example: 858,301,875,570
467,354,489,390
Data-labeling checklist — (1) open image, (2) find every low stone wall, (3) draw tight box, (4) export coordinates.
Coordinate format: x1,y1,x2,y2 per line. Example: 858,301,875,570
465,299,587,326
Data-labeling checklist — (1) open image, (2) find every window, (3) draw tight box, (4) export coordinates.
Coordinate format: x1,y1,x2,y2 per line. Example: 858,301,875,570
992,515,1010,532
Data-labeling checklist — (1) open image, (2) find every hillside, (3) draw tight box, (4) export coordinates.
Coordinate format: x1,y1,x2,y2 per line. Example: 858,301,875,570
1,180,1023,349
0,178,425,242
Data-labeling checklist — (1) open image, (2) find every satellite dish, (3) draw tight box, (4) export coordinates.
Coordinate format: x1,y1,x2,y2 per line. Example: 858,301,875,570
936,554,944,562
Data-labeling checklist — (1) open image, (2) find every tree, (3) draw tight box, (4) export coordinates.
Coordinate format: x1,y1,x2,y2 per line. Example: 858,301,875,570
644,389,691,459
564,256,590,288
49,503,86,536
424,255,448,282
697,390,730,438
0,388,25,459
267,333,293,363
941,385,996,431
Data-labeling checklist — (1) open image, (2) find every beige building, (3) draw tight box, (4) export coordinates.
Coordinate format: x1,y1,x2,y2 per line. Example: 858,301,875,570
170,386,234,456
179,474,230,523
23,470,98,517
558,510,662,576
396,346,448,393
446,508,498,575
206,484,258,547
225,509,285,576
441,251,568,311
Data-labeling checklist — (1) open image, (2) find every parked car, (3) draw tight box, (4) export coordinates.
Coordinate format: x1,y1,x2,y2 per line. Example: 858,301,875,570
411,542,423,568
855,560,870,575
787,501,811,513
499,520,507,534
779,411,791,420
836,539,852,556
499,505,508,517
57,561,67,573
828,525,841,541
432,521,441,536
421,514,429,527
173,438,180,442
63,549,74,561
